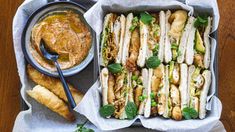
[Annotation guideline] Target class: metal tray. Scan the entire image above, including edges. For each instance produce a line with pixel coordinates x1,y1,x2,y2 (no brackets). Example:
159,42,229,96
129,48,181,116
20,0,218,127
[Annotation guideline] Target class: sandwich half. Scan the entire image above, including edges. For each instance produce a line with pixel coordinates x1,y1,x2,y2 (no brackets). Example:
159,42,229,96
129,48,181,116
188,65,211,119
185,16,212,68
101,13,126,66
164,10,188,62
101,67,135,119
137,12,164,67
126,16,140,71
168,61,182,120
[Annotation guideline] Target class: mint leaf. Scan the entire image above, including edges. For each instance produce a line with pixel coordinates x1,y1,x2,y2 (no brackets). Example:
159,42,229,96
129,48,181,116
182,107,198,120
125,102,137,119
107,63,122,74
75,120,94,132
140,12,153,25
99,104,115,118
76,126,94,132
146,56,161,68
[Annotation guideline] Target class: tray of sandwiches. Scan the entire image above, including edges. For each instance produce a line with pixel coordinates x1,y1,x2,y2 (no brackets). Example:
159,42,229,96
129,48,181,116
14,0,221,131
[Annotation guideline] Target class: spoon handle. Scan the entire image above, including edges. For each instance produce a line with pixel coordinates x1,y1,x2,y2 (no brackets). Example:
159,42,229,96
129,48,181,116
54,60,76,109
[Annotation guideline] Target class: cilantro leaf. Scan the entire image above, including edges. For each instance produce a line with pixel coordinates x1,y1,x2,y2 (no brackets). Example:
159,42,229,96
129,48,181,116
99,104,115,118
140,12,153,25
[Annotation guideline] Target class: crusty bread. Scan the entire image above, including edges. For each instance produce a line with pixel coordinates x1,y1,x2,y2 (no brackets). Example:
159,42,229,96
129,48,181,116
27,64,83,105
27,85,75,121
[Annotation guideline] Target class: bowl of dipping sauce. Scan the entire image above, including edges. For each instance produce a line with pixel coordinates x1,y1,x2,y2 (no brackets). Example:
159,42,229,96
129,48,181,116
22,1,95,77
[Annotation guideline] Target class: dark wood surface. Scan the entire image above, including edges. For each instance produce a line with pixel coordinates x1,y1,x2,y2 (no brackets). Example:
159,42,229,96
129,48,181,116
0,0,234,132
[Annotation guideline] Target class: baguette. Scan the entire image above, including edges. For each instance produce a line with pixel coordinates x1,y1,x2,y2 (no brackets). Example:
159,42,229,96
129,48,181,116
27,64,83,105
27,85,75,121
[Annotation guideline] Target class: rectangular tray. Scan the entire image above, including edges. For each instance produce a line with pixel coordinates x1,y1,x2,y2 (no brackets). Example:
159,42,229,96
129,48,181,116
20,0,218,127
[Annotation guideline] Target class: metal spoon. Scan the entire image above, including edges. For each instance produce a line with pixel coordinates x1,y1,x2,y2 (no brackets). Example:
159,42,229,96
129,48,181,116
40,39,76,109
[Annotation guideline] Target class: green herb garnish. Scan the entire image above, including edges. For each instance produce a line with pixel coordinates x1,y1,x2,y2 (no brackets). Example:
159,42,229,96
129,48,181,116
150,92,155,99
129,16,139,32
171,43,178,50
153,44,159,56
182,107,198,120
99,104,115,118
136,78,143,85
151,101,157,107
131,75,138,81
140,12,153,25
194,16,208,28
143,94,147,99
146,56,161,69
138,96,144,101
125,102,138,119
107,63,122,74
153,24,160,37
75,120,94,132
138,94,147,102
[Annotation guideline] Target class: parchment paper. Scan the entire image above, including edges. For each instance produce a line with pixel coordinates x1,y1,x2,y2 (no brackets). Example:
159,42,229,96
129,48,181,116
75,0,222,131
12,0,224,132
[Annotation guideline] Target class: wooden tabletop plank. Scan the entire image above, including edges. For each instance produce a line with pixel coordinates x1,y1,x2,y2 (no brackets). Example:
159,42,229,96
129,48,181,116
0,0,22,131
218,0,235,132
0,0,234,131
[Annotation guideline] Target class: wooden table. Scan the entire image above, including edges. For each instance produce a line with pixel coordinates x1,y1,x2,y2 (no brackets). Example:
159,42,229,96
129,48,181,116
0,0,234,131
